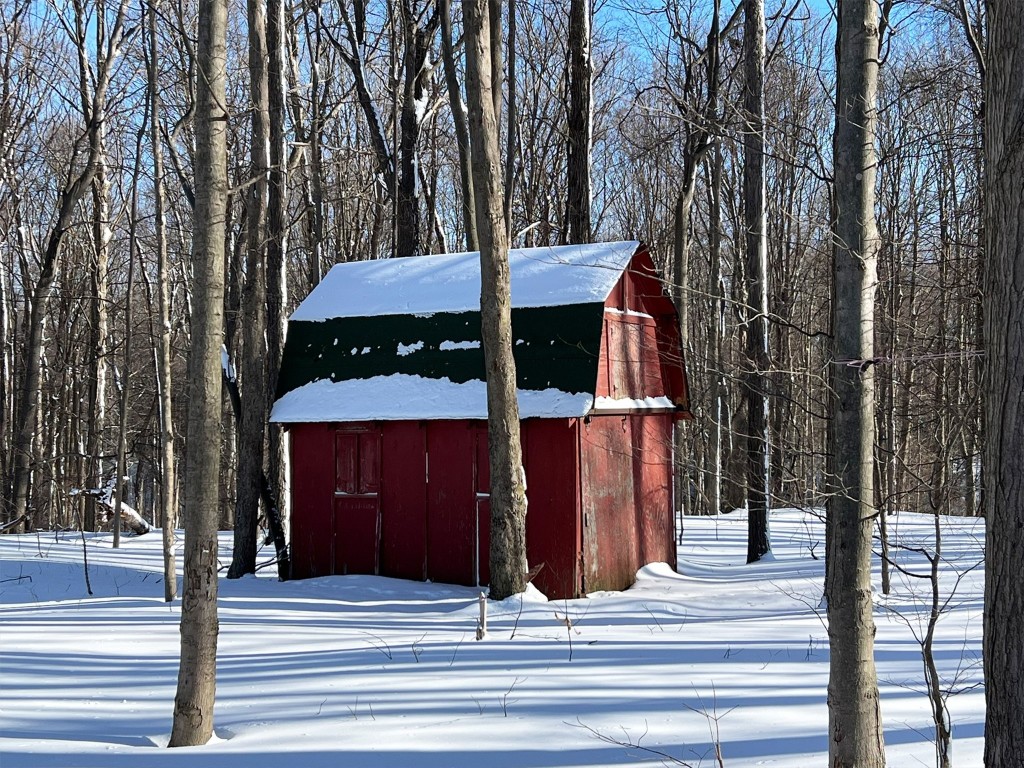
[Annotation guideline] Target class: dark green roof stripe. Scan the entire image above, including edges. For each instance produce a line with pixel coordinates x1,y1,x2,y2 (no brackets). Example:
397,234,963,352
276,303,605,402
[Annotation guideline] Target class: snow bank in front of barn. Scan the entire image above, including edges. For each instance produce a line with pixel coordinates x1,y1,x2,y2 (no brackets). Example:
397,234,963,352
270,374,595,422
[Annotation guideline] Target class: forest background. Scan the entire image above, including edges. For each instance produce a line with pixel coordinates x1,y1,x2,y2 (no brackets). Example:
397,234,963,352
0,0,985,546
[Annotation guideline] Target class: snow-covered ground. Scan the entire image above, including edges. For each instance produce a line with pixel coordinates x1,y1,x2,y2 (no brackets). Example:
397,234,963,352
0,510,984,767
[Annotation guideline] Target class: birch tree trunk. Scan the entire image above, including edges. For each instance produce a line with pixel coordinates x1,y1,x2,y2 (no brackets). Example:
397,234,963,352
169,0,227,741
84,146,110,533
462,0,529,601
743,0,770,562
78,0,112,533
147,0,177,600
825,0,885,764
708,139,724,516
114,124,145,549
983,0,1024,762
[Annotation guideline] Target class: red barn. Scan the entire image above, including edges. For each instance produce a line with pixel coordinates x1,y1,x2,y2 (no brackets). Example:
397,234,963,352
271,241,690,599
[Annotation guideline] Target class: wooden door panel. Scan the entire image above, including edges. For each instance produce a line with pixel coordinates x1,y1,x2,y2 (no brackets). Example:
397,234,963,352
359,431,381,493
335,433,358,494
333,496,379,574
333,428,381,575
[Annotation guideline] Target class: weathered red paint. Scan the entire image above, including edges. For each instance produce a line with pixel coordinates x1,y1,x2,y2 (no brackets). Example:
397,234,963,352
579,413,676,593
523,419,581,598
426,421,476,587
333,429,381,574
379,421,427,581
289,423,335,579
286,245,688,598
473,426,491,586
596,246,690,411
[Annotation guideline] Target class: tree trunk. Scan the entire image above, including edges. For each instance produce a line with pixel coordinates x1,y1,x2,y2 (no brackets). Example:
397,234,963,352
706,0,723,517
439,0,477,250
708,139,724,516
825,0,885,765
147,0,177,601
114,123,145,549
84,143,111,533
983,1,1024,763
228,0,270,580
462,0,529,601
0,239,10,509
168,0,227,741
565,0,592,245
266,0,290,578
503,0,516,237
743,0,769,563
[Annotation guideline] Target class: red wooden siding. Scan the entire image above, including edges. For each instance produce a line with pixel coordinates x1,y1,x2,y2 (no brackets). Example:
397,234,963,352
580,413,676,593
425,422,478,587
380,422,427,580
289,423,337,579
290,413,673,597
523,419,581,598
333,429,381,574
633,414,676,566
581,415,637,592
595,247,689,410
474,428,491,586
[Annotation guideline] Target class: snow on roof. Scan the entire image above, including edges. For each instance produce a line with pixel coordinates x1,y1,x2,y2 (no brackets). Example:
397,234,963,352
269,375,596,422
291,241,640,321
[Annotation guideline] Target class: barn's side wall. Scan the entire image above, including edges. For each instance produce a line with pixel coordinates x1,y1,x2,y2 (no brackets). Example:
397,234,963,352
380,422,427,581
289,422,337,579
523,419,581,598
287,418,583,599
580,413,676,593
598,248,689,408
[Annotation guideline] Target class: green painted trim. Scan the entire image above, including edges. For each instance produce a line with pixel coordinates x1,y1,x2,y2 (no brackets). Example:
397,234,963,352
276,303,605,400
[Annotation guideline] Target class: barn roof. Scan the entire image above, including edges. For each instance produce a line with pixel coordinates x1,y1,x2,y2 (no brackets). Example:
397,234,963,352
291,241,640,320
270,241,671,423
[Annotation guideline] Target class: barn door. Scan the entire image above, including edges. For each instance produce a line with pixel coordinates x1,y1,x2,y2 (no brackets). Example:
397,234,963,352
333,429,381,575
474,428,491,587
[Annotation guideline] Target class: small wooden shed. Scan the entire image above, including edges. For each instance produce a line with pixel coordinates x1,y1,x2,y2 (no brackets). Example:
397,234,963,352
271,241,690,599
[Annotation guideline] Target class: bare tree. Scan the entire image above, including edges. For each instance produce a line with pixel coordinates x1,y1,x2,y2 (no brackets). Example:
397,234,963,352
168,0,227,742
228,0,271,579
825,0,885,765
81,0,112,534
264,0,290,579
983,0,1024,763
6,0,130,529
146,0,177,600
742,0,769,563
328,0,439,258
439,0,477,249
462,0,529,601
566,0,592,244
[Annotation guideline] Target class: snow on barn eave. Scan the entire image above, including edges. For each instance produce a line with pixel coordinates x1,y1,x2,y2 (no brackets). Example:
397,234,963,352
268,376,681,424
269,375,596,422
290,241,641,321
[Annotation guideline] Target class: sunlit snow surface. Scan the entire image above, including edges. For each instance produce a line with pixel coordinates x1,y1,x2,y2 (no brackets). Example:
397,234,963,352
290,241,640,320
270,374,596,422
0,510,984,767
